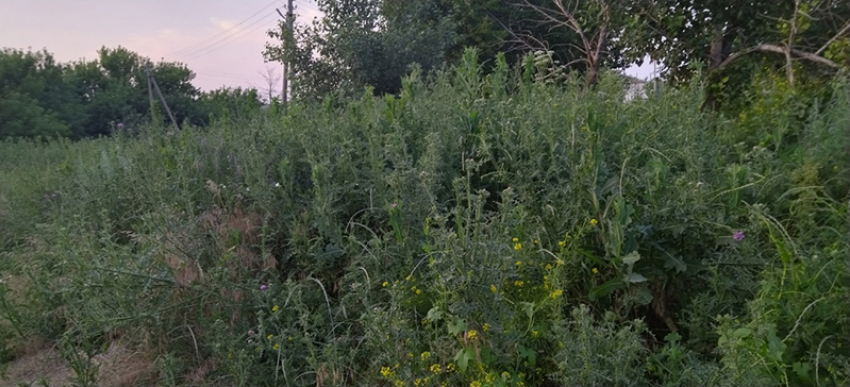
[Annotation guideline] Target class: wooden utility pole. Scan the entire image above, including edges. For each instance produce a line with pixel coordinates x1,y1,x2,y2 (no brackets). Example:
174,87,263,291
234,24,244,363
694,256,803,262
276,0,294,106
146,64,180,131
146,65,156,116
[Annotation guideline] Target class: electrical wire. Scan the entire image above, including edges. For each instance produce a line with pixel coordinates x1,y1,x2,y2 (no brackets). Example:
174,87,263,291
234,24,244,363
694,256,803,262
165,0,282,58
180,15,278,61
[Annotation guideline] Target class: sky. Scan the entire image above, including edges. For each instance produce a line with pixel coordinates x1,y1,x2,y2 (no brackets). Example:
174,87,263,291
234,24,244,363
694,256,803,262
0,0,656,93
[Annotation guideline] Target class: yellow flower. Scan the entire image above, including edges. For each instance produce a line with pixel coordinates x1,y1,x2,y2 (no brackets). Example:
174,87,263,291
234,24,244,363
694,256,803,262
381,366,393,377
592,268,599,274
406,275,413,281
512,237,519,243
415,378,422,386
273,343,280,350
467,330,478,340
533,239,539,244
430,364,442,374
382,281,389,287
470,381,482,387
516,260,522,267
272,305,279,312
490,284,497,293
550,289,563,299
267,334,274,340
532,330,539,337
395,380,405,387
514,243,522,251
228,352,233,359
514,280,524,287
517,382,525,387
416,289,422,295
288,336,293,341
545,263,553,270
447,363,456,373
486,373,496,383
501,371,510,380
558,240,566,248
483,323,490,332
407,352,414,359
590,218,598,226
421,351,431,361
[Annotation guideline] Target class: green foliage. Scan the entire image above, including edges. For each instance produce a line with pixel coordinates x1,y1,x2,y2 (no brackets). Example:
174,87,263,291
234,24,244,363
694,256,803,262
0,47,263,140
553,306,647,387
0,51,847,386
265,0,456,98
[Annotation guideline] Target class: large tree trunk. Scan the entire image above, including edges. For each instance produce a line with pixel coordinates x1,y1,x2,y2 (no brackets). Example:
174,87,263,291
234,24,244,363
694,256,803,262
703,25,737,110
709,25,736,69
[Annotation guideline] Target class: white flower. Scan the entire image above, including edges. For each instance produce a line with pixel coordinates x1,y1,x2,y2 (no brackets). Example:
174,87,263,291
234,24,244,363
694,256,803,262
274,182,280,188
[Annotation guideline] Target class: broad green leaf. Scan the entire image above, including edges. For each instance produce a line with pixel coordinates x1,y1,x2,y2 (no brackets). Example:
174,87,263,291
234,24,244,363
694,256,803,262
518,346,537,368
663,255,687,273
520,302,535,319
634,286,653,305
622,251,640,266
454,348,473,372
589,278,624,300
625,272,647,283
731,327,752,338
426,307,443,323
448,318,467,336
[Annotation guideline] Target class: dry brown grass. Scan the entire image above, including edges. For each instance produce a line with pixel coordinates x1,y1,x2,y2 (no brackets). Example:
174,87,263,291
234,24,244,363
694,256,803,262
0,340,71,387
0,338,156,387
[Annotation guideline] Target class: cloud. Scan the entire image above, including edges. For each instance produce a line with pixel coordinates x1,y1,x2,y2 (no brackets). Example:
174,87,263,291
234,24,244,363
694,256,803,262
210,17,237,32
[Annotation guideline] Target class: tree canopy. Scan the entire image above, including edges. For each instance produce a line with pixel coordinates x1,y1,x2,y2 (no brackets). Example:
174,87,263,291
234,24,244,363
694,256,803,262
0,47,262,140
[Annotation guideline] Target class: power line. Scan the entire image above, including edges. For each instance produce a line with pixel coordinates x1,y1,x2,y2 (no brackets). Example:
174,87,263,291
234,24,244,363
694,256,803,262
165,0,282,58
180,15,278,61
176,13,277,60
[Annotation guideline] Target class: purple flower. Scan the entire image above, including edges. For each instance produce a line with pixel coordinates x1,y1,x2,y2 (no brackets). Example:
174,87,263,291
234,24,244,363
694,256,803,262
733,231,745,241
248,330,254,336
117,122,124,129
391,203,397,208
259,284,267,291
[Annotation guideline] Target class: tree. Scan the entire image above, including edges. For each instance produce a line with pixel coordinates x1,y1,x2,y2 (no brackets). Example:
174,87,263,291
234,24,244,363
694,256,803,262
621,0,850,82
264,0,456,98
258,67,281,103
197,87,262,122
1,46,213,139
0,49,78,139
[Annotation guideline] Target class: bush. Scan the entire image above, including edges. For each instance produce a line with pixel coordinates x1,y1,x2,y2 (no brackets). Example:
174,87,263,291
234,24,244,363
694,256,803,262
0,50,847,386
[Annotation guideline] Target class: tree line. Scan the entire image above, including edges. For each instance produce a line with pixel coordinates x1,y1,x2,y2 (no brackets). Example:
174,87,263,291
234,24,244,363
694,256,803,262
3,0,849,140
264,0,850,109
0,47,261,140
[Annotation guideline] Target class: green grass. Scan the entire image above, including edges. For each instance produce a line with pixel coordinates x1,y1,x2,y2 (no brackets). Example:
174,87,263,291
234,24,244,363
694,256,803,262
1,51,848,387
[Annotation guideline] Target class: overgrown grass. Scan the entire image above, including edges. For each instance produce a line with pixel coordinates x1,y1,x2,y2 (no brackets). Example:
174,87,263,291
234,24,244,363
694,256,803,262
1,50,848,387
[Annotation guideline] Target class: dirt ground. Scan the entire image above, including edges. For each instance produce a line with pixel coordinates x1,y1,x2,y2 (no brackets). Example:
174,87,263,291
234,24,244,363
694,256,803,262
1,339,153,387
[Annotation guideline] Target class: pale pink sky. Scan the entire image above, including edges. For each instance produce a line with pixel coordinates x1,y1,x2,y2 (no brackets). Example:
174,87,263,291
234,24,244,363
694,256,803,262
0,1,653,93
0,0,322,93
